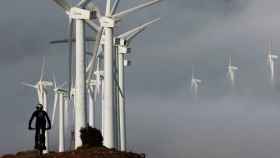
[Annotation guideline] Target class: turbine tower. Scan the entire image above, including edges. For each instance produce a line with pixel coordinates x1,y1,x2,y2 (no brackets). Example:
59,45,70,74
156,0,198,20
51,76,67,152
114,18,160,151
191,68,202,99
227,56,238,87
22,58,53,153
87,46,104,128
267,40,279,84
50,0,98,148
86,0,161,148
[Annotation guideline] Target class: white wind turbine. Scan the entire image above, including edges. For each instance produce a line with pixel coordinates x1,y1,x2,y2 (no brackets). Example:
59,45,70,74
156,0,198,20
22,58,53,153
50,0,99,148
50,38,98,129
267,40,279,84
191,68,202,99
227,56,238,87
85,0,161,148
51,75,67,152
87,50,104,128
114,18,160,151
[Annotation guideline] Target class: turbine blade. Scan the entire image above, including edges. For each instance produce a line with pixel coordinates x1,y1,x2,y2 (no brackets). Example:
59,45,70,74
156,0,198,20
112,0,161,19
68,18,74,98
94,64,101,100
85,20,101,33
58,81,67,89
117,18,160,41
111,0,120,15
40,57,46,81
77,0,92,8
50,37,95,44
52,73,57,89
267,40,272,63
86,27,104,81
52,93,59,125
269,40,272,53
106,0,112,16
271,49,280,52
21,82,37,89
52,0,71,11
191,65,194,80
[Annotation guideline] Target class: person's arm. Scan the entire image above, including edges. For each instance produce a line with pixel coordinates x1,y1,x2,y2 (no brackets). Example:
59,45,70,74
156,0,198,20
44,111,51,129
28,111,36,129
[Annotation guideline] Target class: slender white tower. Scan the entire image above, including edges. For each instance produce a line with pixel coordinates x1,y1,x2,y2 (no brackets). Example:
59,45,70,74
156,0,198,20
49,0,98,148
52,77,67,152
267,40,278,84
22,58,53,153
113,18,159,151
191,68,202,99
227,56,238,87
103,0,115,148
74,18,87,148
59,91,65,152
87,82,95,127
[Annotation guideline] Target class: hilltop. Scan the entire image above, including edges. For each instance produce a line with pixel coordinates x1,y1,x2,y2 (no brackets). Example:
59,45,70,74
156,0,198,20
1,147,145,158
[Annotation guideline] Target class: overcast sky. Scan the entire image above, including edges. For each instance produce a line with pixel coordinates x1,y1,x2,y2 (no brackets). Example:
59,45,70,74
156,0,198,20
3,0,280,157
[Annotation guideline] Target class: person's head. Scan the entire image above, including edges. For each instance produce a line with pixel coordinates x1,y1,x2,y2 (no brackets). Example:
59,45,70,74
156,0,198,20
36,104,43,110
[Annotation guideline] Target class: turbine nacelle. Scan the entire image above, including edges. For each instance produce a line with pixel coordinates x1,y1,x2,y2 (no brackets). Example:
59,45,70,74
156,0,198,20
115,38,131,54
100,17,115,28
69,7,91,20
191,78,202,86
115,38,128,47
228,65,238,71
269,54,278,60
39,81,53,87
194,79,202,84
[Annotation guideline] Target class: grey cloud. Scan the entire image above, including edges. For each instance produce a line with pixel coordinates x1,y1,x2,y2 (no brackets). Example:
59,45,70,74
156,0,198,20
2,1,280,158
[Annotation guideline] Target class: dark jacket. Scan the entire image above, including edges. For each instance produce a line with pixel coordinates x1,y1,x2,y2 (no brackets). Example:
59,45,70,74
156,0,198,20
29,110,51,129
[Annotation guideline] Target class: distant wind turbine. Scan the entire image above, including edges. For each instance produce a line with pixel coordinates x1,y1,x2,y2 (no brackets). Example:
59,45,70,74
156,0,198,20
21,57,53,153
227,56,238,87
267,40,279,83
51,75,67,152
191,68,202,98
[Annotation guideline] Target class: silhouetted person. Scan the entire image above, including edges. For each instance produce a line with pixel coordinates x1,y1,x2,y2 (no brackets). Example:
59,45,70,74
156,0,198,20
28,104,51,150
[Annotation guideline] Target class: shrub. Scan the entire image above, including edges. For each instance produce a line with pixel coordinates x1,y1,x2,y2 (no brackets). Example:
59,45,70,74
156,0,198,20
80,125,103,147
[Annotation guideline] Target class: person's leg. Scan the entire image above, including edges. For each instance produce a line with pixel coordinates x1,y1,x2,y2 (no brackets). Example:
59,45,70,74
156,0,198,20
35,129,39,149
42,128,46,150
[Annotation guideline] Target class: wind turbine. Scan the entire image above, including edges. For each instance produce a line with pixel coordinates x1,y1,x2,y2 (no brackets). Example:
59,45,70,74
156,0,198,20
87,49,104,128
49,0,98,148
22,57,53,153
267,40,279,84
86,0,161,148
227,56,238,87
51,75,67,152
191,68,202,99
87,81,95,128
114,18,160,151
49,38,98,129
